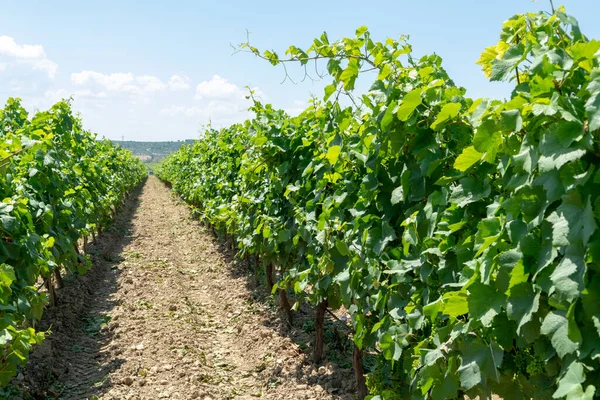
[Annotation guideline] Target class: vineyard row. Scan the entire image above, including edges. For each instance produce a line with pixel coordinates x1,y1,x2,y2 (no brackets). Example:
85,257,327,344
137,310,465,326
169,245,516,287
0,99,147,385
158,7,600,400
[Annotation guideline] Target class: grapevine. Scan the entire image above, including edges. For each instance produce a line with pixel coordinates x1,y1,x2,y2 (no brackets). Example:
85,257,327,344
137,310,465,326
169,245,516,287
159,6,599,399
0,98,147,385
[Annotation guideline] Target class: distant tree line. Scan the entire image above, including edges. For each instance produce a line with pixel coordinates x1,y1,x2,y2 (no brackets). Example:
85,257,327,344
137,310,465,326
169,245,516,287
112,139,196,162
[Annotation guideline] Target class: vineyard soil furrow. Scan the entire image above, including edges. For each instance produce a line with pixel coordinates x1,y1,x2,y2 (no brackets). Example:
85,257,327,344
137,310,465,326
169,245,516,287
19,176,354,400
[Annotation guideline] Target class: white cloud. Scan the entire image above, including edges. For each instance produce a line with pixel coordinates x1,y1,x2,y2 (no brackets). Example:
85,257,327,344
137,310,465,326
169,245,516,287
71,71,192,96
27,58,58,77
195,75,249,100
72,71,135,92
71,71,174,95
159,105,186,117
285,100,309,116
0,36,45,58
168,74,191,91
0,36,58,78
135,75,167,92
72,71,116,86
7,78,39,93
0,63,6,72
45,88,108,103
160,75,265,128
159,100,252,124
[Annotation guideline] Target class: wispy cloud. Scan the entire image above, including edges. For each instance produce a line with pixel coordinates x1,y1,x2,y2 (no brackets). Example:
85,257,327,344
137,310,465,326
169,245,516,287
45,88,108,102
284,100,309,116
195,75,255,100
72,71,163,94
160,75,261,127
168,74,191,91
0,36,58,78
70,71,194,99
159,100,251,121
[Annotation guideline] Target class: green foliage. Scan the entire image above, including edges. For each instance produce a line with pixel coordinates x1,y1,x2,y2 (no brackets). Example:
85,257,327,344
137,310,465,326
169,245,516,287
159,6,599,399
0,98,146,385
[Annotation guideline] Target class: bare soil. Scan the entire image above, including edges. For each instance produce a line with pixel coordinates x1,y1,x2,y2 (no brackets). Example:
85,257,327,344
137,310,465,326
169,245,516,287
17,176,357,400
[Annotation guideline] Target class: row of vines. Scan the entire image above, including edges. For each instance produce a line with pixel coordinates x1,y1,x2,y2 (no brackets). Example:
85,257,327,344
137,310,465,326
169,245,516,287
158,7,599,399
0,98,147,385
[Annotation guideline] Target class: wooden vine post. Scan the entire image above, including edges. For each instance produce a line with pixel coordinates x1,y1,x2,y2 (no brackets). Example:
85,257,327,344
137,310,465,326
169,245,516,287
45,276,57,307
278,287,293,325
254,254,260,286
353,344,367,399
266,263,275,290
53,268,64,289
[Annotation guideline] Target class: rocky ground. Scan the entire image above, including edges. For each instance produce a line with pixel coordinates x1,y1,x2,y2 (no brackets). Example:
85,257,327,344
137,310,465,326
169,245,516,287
16,176,357,400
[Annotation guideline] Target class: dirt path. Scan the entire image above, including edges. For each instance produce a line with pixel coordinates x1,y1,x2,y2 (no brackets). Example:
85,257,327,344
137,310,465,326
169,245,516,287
19,176,355,400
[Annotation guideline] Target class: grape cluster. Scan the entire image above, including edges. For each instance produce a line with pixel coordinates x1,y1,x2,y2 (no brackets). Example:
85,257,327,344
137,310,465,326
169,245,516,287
365,370,385,395
512,348,545,377
526,356,545,376
513,348,530,374
412,357,422,370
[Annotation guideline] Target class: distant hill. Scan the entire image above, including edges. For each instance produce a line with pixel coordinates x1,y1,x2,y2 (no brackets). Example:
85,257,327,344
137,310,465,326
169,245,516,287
112,140,196,163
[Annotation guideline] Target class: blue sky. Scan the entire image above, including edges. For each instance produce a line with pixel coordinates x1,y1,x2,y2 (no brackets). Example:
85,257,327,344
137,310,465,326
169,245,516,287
1,1,598,141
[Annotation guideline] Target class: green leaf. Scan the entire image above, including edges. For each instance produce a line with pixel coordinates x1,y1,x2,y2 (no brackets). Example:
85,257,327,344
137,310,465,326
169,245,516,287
450,177,490,207
442,291,468,318
474,217,501,257
454,146,483,171
367,221,396,255
553,361,595,399
490,44,525,82
378,63,392,81
538,130,586,172
507,261,528,290
497,249,522,269
431,103,462,130
570,40,600,62
277,229,291,243
335,240,349,256
541,311,579,358
355,25,368,36
340,58,359,90
500,109,523,132
262,226,271,239
0,215,18,233
326,145,342,165
423,297,443,322
457,339,503,390
379,332,402,361
507,283,540,334
324,84,337,101
581,275,600,322
473,120,503,162
396,89,422,121
550,246,585,303
430,373,459,400
380,101,397,131
468,282,506,327
0,264,16,287
550,194,597,247
390,186,404,205
585,70,600,131
555,122,585,147
566,302,583,344
0,362,16,386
